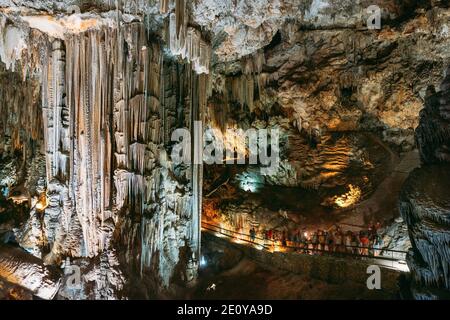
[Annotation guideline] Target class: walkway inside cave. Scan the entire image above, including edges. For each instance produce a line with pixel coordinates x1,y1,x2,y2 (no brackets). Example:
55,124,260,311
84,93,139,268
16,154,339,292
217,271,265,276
203,132,419,249
201,222,409,272
193,232,409,300
339,149,420,231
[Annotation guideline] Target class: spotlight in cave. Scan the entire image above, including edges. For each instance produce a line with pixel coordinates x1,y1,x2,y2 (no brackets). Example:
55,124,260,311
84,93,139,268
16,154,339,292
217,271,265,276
237,171,264,193
0,0,449,304
34,193,48,212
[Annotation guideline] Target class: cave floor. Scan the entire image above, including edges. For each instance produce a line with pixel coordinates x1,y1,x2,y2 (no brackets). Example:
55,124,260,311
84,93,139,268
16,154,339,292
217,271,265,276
189,231,407,300
191,258,399,300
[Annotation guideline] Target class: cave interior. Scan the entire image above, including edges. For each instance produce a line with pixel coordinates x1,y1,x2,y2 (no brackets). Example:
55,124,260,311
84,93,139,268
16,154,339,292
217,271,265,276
0,0,449,300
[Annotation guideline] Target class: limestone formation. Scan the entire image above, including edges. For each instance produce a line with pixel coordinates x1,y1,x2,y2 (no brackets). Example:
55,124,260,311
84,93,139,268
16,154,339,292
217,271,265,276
400,68,450,299
0,2,209,298
0,0,449,301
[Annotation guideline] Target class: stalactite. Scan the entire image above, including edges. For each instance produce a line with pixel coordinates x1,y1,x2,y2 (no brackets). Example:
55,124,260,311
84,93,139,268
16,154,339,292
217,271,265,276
168,2,211,75
229,75,255,112
0,65,42,155
241,50,265,76
160,0,170,14
1,8,205,295
175,0,185,38
208,50,265,131
198,73,210,116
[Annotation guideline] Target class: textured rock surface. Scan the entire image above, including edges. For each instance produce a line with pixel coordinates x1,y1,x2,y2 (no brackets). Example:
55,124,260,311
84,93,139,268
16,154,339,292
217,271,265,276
209,6,450,151
0,245,61,299
400,165,450,299
400,68,450,299
0,3,207,299
1,0,450,300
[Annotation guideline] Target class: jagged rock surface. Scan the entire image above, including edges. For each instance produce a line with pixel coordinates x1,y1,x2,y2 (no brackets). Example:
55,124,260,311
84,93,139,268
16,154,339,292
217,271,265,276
0,245,61,299
0,5,207,298
400,68,450,300
1,0,450,300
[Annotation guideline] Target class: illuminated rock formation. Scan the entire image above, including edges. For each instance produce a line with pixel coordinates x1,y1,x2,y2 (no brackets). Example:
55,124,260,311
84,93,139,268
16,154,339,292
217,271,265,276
0,245,60,300
0,2,209,298
1,0,450,301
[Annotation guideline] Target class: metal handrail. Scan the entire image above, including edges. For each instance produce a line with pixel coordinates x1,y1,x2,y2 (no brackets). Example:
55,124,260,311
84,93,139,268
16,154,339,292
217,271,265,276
201,221,408,262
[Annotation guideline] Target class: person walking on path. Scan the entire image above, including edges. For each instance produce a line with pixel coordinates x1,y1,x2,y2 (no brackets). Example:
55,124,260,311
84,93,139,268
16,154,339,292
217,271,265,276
250,227,256,242
335,230,343,253
318,230,326,252
312,231,319,253
345,231,352,253
282,230,287,247
351,232,358,254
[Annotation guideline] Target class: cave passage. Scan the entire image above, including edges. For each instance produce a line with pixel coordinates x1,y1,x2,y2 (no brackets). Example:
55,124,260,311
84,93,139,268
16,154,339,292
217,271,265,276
0,0,449,301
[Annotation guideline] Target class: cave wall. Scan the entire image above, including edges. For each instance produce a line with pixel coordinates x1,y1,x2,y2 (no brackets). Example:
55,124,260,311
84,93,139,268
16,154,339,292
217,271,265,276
1,0,450,300
0,2,209,297
208,5,450,149
195,2,450,213
0,62,44,200
399,68,450,299
199,2,450,239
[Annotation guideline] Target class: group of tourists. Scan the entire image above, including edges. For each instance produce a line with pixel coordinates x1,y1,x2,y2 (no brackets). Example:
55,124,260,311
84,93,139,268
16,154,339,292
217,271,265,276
249,222,384,257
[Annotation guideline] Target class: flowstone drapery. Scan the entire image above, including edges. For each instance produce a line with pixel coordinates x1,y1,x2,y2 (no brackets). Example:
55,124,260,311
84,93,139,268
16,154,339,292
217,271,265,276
0,6,209,297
